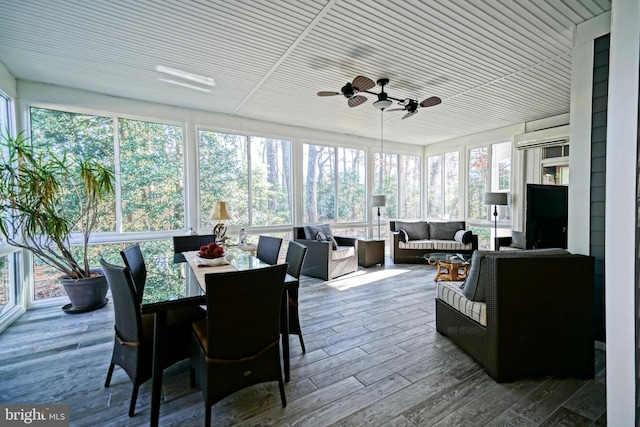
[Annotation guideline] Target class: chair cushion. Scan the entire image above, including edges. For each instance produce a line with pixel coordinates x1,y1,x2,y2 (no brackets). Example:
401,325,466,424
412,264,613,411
429,221,465,240
331,246,355,260
438,281,487,326
462,248,571,302
192,318,208,353
395,221,429,240
305,224,338,249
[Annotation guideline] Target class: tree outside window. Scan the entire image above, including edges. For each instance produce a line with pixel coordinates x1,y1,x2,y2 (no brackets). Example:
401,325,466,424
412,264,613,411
303,144,365,224
199,131,292,228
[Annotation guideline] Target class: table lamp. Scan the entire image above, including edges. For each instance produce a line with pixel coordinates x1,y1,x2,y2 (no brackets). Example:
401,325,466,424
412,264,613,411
210,201,230,242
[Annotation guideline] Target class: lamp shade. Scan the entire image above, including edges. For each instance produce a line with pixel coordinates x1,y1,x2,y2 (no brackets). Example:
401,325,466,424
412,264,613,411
370,195,387,208
210,201,231,220
484,192,508,206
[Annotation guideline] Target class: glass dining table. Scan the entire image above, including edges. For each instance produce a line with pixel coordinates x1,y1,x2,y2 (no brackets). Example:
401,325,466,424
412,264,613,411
140,248,294,427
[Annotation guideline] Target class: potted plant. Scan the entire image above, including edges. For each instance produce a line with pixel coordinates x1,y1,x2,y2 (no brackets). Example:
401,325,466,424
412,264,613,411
0,130,115,313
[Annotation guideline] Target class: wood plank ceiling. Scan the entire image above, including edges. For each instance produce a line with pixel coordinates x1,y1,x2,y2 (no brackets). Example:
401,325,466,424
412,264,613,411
0,0,611,145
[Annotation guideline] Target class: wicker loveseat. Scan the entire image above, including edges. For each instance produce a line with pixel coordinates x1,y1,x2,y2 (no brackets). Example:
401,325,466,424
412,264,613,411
435,249,595,382
390,220,478,263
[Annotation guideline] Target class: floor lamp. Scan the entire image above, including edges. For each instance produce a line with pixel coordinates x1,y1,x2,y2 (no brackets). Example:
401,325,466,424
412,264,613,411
371,195,387,239
484,192,508,247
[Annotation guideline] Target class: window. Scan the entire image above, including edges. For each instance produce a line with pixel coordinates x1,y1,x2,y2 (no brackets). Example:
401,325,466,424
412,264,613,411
427,151,459,219
0,93,20,321
303,144,365,223
374,152,421,219
199,131,292,228
468,146,488,220
467,142,512,249
29,107,186,300
119,119,184,231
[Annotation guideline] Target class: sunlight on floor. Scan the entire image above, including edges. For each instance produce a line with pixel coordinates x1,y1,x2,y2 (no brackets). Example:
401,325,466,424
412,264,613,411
327,268,412,291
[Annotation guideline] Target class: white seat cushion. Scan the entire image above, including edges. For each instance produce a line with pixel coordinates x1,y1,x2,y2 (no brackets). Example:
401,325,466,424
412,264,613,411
437,281,486,326
332,245,355,260
399,239,434,250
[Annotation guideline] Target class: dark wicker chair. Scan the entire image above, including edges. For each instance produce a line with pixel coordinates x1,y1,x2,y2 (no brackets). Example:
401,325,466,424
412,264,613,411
120,244,146,304
256,235,283,265
436,254,595,382
292,227,358,280
172,234,217,263
101,259,201,417
190,264,288,427
284,241,308,352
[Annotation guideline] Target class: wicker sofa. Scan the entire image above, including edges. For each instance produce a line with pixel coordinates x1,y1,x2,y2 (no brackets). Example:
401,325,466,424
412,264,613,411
435,250,595,382
390,220,478,263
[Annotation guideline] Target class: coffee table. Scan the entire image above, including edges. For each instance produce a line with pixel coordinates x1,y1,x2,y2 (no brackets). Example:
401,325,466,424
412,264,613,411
423,252,470,282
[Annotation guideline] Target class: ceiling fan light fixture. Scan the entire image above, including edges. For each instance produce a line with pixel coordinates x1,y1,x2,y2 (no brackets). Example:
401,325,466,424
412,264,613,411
373,99,392,110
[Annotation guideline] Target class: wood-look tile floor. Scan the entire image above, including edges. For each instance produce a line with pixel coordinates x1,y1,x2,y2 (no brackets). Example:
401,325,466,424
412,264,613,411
0,261,606,426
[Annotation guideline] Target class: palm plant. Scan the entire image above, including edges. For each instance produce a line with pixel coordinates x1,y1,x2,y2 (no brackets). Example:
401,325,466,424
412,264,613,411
0,130,115,279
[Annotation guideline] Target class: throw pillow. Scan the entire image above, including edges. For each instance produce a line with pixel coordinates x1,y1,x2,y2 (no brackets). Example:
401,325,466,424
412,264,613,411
454,229,473,244
429,221,465,240
395,221,429,240
512,230,526,249
315,232,327,241
398,229,409,243
328,235,338,250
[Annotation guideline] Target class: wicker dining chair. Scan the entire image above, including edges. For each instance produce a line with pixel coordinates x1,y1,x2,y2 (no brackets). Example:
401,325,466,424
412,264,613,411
190,264,288,427
172,234,217,263
101,258,184,418
284,241,308,352
256,235,283,265
120,244,147,304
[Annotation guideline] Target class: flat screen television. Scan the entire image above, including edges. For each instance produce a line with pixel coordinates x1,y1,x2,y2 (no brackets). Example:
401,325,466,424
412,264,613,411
525,184,568,249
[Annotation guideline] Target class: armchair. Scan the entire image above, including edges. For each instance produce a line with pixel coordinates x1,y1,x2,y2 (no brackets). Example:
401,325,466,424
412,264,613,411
293,226,358,281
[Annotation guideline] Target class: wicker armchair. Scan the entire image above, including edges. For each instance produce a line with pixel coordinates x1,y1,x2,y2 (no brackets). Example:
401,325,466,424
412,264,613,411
436,254,595,382
293,226,358,280
190,264,288,427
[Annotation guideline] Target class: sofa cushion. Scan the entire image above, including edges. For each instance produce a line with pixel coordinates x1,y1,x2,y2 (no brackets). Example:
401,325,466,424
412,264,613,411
430,221,465,240
438,281,487,326
462,248,571,302
454,229,473,244
395,221,430,240
398,239,434,250
430,240,473,251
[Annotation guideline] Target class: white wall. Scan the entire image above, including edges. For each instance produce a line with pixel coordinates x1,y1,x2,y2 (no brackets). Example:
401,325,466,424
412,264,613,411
605,0,639,424
0,62,16,99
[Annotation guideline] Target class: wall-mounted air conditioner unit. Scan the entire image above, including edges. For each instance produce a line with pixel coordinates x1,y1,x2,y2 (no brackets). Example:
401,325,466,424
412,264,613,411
514,125,570,150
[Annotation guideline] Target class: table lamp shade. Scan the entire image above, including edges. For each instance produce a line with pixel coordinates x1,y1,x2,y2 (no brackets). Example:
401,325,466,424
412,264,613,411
484,192,508,206
371,195,387,208
210,201,231,221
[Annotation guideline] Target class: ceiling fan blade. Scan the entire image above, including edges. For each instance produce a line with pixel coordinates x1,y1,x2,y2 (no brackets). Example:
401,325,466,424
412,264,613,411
420,96,442,107
348,95,367,107
317,91,341,96
386,107,406,112
402,110,418,120
352,76,375,91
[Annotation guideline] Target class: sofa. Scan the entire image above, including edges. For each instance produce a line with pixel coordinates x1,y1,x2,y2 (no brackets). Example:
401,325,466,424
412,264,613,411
389,220,478,264
435,249,595,382
495,230,526,251
293,225,358,281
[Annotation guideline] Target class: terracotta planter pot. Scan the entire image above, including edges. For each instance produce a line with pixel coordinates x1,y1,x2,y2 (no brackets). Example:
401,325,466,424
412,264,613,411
59,268,109,314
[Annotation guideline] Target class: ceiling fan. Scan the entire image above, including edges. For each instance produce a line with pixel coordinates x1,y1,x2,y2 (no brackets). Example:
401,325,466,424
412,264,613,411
317,76,441,119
